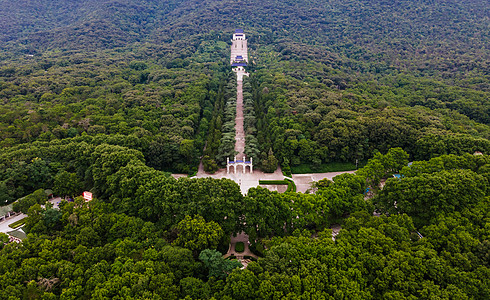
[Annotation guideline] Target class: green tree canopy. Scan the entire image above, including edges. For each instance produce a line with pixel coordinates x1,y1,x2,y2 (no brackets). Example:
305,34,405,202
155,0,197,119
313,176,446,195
173,215,224,255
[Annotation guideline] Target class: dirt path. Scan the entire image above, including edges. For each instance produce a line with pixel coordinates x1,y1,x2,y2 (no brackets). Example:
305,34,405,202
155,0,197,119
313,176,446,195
235,79,245,157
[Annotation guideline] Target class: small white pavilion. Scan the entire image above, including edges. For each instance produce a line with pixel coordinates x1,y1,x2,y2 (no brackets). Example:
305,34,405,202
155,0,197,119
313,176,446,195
227,156,253,174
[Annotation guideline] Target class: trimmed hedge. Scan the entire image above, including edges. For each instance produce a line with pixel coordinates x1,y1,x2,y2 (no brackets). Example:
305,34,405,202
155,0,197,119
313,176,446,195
259,179,296,193
259,180,288,185
8,218,26,229
235,242,245,253
285,178,297,193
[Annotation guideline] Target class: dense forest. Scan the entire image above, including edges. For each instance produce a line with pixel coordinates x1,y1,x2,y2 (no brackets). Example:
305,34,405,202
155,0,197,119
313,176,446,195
1,149,489,298
0,0,489,298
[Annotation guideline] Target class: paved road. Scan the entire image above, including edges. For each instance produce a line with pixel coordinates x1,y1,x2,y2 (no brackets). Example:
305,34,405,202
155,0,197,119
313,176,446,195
0,213,26,234
0,197,64,234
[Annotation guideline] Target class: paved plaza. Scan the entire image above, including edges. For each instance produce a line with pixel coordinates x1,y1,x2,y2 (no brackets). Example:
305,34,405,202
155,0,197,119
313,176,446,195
292,171,357,193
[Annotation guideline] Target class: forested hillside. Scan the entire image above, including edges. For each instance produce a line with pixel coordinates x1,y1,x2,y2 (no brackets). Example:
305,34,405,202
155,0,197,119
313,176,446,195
2,0,488,81
0,0,489,298
1,0,488,171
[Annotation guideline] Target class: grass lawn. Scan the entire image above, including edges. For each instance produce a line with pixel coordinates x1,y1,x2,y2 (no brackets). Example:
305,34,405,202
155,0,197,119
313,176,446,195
291,161,363,174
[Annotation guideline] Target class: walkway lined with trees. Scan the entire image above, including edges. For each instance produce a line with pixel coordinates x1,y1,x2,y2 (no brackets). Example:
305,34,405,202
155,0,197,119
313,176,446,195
228,31,251,173
235,78,245,158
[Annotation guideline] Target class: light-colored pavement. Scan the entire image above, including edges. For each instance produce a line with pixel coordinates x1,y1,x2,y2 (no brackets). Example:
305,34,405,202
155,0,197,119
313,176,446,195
193,167,356,195
292,170,356,193
48,197,62,209
330,224,342,241
195,167,284,195
0,197,63,234
258,183,287,193
224,231,258,268
224,231,258,258
0,213,26,234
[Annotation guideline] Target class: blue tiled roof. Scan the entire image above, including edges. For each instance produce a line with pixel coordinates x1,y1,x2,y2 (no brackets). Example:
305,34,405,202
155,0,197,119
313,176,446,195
245,161,251,164
236,160,244,163
236,55,243,60
232,63,247,67
235,29,244,33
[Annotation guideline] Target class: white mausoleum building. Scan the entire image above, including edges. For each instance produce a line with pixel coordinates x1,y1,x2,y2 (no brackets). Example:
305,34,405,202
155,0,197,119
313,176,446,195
231,29,248,66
